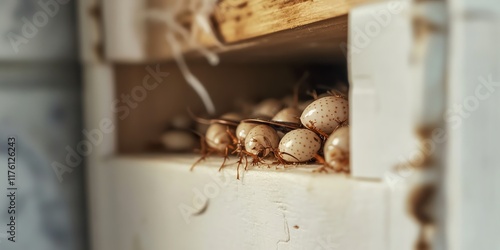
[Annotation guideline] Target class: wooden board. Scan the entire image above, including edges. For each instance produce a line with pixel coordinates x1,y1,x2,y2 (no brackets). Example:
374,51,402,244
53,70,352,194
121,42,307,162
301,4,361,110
446,1,500,249
147,3,351,62
214,0,368,43
103,0,369,62
105,154,390,250
215,15,348,63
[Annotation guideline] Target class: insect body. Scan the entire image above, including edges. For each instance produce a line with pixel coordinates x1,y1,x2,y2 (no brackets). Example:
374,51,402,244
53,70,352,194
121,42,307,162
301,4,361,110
226,124,281,179
278,129,322,163
205,123,233,152
230,122,259,179
323,126,350,172
188,84,350,177
244,125,280,158
272,107,301,124
314,126,350,173
252,98,283,118
190,113,238,171
300,95,348,136
236,122,258,141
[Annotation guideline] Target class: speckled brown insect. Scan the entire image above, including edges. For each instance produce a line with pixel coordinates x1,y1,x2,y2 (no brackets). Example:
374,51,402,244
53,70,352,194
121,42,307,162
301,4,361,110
278,129,322,163
300,94,349,136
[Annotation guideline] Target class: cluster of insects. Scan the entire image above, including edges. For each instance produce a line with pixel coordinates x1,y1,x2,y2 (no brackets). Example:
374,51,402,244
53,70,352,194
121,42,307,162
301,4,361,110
189,85,351,179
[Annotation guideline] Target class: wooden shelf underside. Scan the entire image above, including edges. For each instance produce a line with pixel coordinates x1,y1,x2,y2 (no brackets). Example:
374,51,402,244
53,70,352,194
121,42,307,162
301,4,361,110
214,0,366,43
145,0,369,62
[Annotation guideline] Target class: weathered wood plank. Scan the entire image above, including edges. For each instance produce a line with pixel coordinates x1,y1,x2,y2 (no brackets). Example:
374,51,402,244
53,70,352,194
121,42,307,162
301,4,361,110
214,0,368,43
104,0,365,62
107,155,389,250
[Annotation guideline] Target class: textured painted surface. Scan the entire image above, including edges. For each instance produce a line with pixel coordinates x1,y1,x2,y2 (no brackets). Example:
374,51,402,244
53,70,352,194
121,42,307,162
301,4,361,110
446,0,500,249
106,155,389,250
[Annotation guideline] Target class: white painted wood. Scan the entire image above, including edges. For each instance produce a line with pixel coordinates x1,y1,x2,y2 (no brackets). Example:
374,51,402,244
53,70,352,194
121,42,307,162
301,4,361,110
106,155,389,250
446,0,500,249
82,2,429,250
78,0,102,63
410,1,448,128
406,2,449,249
388,185,419,250
83,64,118,250
349,1,418,179
83,64,116,158
102,0,147,61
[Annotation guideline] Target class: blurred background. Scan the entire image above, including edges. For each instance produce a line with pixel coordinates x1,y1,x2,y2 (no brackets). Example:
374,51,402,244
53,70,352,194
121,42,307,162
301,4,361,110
0,0,499,250
0,1,85,250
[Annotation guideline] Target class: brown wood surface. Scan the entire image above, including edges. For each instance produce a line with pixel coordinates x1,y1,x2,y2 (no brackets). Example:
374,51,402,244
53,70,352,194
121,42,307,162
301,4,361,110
141,0,370,62
114,62,299,153
214,15,348,63
214,0,367,43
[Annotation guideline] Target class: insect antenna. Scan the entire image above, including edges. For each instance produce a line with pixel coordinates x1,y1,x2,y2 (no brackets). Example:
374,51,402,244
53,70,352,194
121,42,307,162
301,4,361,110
272,150,300,166
306,89,319,100
306,121,329,139
326,90,348,100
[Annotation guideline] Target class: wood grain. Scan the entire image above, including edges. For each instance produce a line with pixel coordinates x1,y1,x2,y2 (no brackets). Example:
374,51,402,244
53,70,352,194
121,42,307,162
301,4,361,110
149,14,349,63
106,0,369,62
144,0,365,62
215,15,348,63
214,0,367,43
